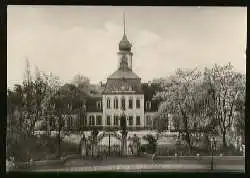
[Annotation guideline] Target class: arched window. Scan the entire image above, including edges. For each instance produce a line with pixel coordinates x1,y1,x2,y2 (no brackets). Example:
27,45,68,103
129,97,133,109
114,97,119,109
107,98,111,109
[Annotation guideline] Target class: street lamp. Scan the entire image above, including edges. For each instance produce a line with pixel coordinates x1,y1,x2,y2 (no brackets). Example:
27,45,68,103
210,136,216,171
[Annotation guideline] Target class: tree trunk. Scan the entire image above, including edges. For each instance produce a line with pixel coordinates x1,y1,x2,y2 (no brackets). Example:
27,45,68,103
186,131,192,154
57,116,62,157
58,130,61,157
222,130,227,148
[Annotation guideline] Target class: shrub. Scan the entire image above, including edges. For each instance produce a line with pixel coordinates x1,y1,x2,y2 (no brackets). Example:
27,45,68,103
6,134,79,162
143,134,157,154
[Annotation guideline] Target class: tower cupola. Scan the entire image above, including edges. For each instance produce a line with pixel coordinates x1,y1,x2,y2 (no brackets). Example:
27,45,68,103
118,12,132,52
119,34,132,51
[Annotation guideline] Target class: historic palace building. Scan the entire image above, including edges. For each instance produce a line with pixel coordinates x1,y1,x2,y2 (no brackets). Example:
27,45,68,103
84,17,167,131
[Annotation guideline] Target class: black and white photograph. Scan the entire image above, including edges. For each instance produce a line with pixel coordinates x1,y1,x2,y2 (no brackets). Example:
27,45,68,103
7,6,246,172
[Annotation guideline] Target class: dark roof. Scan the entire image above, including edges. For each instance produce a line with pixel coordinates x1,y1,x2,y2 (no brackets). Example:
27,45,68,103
79,84,105,98
104,56,143,94
108,70,140,79
103,78,143,94
119,34,132,51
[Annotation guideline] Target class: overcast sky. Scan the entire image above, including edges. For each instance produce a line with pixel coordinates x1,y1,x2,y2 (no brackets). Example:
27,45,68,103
7,6,247,88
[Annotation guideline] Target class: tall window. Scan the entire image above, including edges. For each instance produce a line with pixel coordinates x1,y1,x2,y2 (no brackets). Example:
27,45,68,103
136,99,140,109
136,116,140,126
89,115,95,126
129,116,133,126
97,101,102,110
114,97,119,109
107,98,110,109
129,98,133,109
146,101,151,110
96,116,102,125
121,97,126,110
146,115,152,126
106,116,111,126
114,116,119,126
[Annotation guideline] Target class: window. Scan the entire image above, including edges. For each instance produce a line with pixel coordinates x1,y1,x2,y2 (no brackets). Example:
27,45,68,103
136,116,140,126
96,116,102,125
107,98,110,109
106,116,111,126
146,115,152,126
129,116,133,126
121,97,126,110
114,97,119,109
146,101,151,110
114,116,119,126
136,99,140,109
129,98,133,109
68,116,73,130
89,115,95,126
97,101,102,110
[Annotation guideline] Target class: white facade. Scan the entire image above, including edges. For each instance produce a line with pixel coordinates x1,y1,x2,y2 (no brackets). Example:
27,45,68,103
102,94,144,127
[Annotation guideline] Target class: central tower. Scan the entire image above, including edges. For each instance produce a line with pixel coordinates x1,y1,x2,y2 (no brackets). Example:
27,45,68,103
102,13,145,129
117,12,133,71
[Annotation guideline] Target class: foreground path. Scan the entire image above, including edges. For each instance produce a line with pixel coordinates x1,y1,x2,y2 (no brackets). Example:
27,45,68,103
30,157,245,172
33,164,244,172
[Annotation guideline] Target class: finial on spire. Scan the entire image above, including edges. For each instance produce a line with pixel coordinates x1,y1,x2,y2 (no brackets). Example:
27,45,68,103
123,12,126,35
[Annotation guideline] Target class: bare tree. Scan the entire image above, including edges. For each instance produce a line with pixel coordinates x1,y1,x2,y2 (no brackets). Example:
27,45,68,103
205,63,245,147
155,68,202,153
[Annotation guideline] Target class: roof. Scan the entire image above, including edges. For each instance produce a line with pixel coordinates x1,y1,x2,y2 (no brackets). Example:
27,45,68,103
79,84,105,98
119,34,132,51
103,78,143,94
108,69,140,79
104,57,142,94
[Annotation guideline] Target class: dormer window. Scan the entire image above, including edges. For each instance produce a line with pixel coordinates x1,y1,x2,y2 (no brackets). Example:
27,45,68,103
146,101,151,110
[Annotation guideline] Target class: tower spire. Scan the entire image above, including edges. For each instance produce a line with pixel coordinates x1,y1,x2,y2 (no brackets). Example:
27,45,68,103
123,12,126,36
